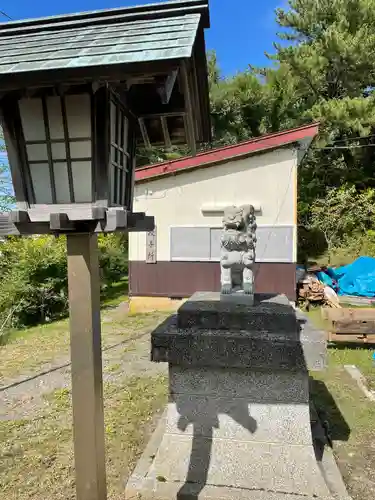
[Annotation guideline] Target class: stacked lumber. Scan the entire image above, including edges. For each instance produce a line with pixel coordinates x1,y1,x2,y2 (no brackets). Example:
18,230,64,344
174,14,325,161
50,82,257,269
298,273,341,308
298,275,325,303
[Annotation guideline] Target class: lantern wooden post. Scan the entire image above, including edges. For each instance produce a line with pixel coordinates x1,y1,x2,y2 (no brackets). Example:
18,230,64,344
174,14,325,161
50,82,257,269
67,232,107,500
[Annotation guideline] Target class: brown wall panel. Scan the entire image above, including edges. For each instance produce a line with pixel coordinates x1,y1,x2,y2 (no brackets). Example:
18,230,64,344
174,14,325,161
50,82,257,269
129,261,296,301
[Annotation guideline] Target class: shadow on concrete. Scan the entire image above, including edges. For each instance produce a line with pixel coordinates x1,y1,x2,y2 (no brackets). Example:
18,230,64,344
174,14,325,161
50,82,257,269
175,396,257,499
309,378,351,444
310,377,351,466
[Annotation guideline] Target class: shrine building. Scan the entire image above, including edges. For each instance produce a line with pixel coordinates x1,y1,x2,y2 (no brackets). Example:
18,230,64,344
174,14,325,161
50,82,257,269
130,124,318,312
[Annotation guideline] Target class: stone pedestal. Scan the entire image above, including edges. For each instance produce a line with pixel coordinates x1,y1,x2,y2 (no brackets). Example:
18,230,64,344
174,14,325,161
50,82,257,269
125,293,339,500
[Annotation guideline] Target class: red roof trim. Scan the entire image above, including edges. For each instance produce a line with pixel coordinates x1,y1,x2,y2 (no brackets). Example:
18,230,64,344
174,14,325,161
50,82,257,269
135,123,319,183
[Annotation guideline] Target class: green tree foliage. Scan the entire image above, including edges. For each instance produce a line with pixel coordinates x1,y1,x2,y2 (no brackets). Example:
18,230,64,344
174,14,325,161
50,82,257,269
272,0,375,213
136,145,189,168
210,67,265,144
274,0,375,135
0,234,128,328
308,185,375,261
210,2,375,178
208,54,309,145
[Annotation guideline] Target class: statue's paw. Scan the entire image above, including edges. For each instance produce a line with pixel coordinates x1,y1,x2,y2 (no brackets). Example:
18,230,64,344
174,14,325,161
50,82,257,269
221,284,232,294
243,283,253,295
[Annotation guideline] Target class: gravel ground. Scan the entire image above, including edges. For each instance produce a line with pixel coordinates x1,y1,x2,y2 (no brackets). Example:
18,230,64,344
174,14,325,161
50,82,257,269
0,306,168,421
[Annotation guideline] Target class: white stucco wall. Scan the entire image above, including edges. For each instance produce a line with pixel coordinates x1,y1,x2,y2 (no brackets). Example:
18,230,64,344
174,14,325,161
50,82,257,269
130,147,298,262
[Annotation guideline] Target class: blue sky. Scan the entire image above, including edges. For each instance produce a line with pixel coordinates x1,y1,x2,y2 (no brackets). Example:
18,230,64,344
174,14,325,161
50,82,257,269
0,0,286,76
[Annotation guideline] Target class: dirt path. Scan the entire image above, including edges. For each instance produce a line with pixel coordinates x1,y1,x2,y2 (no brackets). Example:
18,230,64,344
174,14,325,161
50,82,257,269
0,306,168,421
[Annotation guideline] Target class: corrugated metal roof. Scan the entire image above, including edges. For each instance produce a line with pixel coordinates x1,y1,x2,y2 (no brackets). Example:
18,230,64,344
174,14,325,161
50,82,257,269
135,124,320,182
0,1,208,75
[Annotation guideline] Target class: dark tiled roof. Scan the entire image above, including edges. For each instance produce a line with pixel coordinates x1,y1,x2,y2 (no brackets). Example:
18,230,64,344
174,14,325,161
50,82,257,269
0,1,209,75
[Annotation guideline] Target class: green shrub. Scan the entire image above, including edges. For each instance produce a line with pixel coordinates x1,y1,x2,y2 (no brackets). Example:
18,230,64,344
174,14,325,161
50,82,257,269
311,230,375,267
0,234,128,328
297,226,328,264
308,186,375,264
98,233,128,284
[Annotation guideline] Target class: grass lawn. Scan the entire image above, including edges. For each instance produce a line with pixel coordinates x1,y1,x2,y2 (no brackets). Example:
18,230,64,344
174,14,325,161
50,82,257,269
0,300,170,499
307,306,375,382
101,279,129,308
0,279,167,384
0,375,167,500
308,307,375,500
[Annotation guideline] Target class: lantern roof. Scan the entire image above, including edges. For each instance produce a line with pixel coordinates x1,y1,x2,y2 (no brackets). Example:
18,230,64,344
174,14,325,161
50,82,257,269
0,0,209,78
0,0,211,154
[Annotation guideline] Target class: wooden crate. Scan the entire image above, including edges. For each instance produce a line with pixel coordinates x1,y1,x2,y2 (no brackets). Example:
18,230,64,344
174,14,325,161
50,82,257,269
323,307,375,344
327,331,375,344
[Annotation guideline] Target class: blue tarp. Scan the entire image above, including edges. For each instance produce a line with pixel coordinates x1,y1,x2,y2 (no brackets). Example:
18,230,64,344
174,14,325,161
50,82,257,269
324,256,375,297
315,270,335,289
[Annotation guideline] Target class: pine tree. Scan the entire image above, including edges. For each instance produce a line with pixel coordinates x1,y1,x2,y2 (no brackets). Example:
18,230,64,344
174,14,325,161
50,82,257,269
271,0,375,212
273,0,375,137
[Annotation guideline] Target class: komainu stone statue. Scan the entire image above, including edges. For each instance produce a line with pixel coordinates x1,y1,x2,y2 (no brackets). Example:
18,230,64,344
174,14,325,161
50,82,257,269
220,205,256,295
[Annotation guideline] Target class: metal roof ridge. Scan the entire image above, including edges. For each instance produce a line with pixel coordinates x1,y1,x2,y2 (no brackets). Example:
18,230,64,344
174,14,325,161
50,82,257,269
0,0,209,32
134,123,320,183
136,123,320,173
0,9,205,38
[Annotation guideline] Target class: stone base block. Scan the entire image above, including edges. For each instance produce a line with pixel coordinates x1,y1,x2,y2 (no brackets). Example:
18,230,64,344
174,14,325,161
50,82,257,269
152,298,327,372
177,292,297,332
219,290,254,306
165,399,312,445
125,367,340,500
128,478,331,500
151,434,330,497
125,410,341,500
167,366,312,446
149,367,330,497
169,366,309,403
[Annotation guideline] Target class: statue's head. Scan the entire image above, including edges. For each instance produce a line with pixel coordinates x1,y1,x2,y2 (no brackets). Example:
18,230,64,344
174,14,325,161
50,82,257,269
223,205,255,230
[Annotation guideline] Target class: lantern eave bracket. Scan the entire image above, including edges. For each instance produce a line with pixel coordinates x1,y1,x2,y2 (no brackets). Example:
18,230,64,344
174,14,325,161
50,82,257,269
0,210,153,236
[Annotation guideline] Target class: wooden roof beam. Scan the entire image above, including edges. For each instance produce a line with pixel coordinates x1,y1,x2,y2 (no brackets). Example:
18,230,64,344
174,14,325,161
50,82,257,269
160,116,172,150
180,60,196,156
139,117,152,150
156,69,178,105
